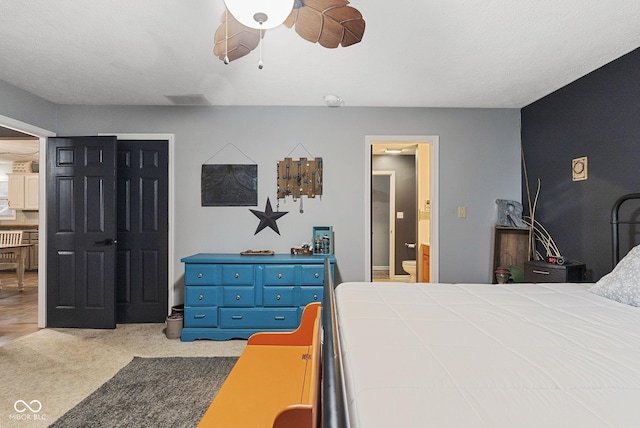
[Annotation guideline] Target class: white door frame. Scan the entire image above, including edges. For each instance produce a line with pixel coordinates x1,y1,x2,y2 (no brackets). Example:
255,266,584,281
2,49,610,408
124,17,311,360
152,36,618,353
365,135,439,282
372,170,396,280
0,114,55,328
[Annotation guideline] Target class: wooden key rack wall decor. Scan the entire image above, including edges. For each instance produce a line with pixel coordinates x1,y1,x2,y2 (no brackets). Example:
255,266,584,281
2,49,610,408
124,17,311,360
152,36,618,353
276,157,323,200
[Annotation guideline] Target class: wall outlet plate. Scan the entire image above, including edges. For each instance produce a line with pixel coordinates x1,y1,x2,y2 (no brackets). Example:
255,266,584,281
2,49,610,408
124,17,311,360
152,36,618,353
572,157,588,181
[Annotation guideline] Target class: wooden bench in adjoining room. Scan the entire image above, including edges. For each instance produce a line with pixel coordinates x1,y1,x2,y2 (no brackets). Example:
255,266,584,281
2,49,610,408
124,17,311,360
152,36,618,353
198,301,322,428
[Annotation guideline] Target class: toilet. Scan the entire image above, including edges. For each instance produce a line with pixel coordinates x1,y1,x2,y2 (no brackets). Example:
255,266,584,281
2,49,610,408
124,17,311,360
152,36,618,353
401,260,417,282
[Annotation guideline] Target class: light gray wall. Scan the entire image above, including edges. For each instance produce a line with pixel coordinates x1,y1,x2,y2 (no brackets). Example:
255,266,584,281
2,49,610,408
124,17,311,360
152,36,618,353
0,83,521,287
54,105,521,286
0,80,57,132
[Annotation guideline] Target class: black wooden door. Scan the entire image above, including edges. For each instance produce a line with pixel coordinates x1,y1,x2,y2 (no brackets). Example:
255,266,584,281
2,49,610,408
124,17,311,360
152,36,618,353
116,140,169,323
47,136,117,328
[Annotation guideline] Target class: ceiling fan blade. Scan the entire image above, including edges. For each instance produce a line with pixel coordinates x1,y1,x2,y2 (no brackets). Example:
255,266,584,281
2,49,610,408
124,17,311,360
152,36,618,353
325,5,365,47
287,0,365,48
213,11,263,63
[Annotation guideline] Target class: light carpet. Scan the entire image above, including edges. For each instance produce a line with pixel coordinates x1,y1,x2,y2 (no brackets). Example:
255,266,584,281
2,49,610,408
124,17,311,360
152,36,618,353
0,324,245,428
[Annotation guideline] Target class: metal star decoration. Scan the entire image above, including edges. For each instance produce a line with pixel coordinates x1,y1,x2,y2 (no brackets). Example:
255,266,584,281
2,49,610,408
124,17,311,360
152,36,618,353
250,198,288,235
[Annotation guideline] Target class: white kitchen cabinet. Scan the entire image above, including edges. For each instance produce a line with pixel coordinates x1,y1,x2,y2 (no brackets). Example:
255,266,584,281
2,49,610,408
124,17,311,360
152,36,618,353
8,173,39,210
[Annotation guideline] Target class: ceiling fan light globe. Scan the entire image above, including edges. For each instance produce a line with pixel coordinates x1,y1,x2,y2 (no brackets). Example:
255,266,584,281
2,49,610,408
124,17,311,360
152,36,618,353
224,0,294,29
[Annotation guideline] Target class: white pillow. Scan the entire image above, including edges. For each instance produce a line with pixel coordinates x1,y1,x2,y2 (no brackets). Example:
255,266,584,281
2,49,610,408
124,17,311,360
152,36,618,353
589,245,640,306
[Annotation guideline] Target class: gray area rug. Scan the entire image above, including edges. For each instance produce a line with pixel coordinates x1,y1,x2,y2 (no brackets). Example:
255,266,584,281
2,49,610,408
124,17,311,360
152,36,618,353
48,357,237,428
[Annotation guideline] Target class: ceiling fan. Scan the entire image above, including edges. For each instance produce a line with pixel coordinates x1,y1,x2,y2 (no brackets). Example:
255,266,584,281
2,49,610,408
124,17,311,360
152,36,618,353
213,0,366,66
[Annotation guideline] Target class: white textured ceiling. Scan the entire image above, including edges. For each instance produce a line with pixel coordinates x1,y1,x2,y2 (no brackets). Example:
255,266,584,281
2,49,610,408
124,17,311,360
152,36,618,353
0,1,638,108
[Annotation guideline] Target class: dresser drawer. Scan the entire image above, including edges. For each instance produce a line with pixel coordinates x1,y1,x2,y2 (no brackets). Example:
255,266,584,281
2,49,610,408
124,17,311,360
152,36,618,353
222,286,255,306
263,287,295,306
185,286,221,306
262,265,296,285
221,265,254,285
297,286,323,306
524,261,586,283
219,308,298,329
184,307,218,327
185,264,219,285
301,265,324,285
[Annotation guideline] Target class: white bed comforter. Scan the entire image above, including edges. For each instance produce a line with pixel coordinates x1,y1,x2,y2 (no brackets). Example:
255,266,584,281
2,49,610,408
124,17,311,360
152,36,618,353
336,282,640,428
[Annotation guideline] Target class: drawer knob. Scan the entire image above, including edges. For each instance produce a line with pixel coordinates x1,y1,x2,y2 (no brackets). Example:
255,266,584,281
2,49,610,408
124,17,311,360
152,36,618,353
313,294,318,300
278,273,282,279
194,314,206,319
236,294,241,300
231,315,243,320
197,272,203,278
274,316,285,321
314,273,320,278
234,273,240,278
198,294,204,300
276,294,281,300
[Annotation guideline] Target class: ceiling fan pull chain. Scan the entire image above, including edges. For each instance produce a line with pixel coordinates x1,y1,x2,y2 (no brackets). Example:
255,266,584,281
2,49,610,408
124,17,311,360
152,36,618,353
258,28,264,69
224,9,230,65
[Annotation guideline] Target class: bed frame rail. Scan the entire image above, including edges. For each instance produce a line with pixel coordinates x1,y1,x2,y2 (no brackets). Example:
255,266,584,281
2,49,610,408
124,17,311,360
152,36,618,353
322,258,348,428
611,193,640,266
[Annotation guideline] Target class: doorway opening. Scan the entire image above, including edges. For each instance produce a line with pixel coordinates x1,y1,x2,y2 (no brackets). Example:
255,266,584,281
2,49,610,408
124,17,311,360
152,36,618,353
372,171,395,281
0,115,54,335
365,135,439,283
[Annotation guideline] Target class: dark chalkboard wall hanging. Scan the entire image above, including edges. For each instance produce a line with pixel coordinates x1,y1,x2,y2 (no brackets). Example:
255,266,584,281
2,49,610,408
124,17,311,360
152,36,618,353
201,164,258,206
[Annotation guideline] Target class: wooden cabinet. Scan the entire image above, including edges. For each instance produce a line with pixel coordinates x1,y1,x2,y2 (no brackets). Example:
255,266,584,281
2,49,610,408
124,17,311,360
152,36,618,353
492,226,531,283
24,230,38,270
180,253,336,341
8,173,39,210
421,244,430,282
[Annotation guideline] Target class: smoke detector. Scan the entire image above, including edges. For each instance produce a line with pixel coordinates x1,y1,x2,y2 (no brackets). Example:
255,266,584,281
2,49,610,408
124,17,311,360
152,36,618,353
323,94,344,107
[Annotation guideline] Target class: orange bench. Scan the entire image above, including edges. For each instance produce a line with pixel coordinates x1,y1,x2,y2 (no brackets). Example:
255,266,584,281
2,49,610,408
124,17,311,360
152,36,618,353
198,302,322,428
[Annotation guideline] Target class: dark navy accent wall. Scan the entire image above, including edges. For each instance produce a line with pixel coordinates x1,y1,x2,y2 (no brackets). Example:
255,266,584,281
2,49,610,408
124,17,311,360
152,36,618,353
521,48,640,281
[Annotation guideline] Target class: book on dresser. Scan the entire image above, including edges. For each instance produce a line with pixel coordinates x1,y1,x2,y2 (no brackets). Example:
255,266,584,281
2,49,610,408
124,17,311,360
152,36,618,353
180,253,336,341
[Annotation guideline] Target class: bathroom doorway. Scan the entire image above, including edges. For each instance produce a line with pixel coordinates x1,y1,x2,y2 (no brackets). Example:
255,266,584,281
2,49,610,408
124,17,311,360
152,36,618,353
367,136,438,283
372,171,395,281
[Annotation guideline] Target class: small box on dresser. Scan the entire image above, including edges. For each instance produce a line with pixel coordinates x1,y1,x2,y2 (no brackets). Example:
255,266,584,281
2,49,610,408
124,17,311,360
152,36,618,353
524,260,586,283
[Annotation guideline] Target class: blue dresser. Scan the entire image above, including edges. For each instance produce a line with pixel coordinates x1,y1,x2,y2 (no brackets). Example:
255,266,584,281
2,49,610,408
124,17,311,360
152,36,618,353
180,253,336,341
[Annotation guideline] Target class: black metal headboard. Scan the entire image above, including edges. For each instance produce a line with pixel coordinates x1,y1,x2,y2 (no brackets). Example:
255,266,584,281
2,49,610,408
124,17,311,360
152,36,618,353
611,193,640,266
322,258,348,428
